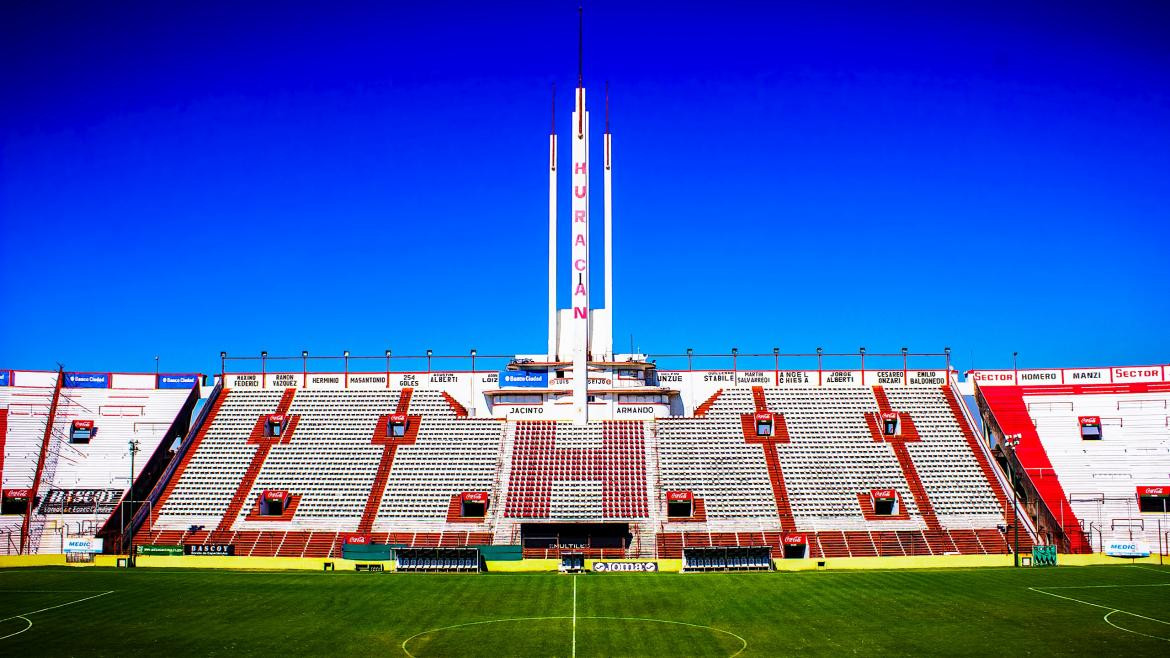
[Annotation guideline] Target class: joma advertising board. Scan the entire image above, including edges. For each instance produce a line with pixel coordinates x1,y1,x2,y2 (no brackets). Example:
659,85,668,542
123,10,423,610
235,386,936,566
592,561,658,573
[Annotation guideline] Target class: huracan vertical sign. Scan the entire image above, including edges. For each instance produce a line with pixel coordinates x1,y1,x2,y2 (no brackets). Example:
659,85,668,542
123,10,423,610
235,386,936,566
571,83,590,423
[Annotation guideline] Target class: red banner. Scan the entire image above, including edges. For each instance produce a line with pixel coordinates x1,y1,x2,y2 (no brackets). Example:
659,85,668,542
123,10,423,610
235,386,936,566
1137,486,1168,496
262,490,288,501
1078,416,1101,426
72,419,94,429
782,533,807,545
342,533,370,545
666,490,693,502
268,413,286,423
389,413,408,423
871,489,896,500
754,412,774,422
880,412,898,422
3,488,31,499
461,492,489,502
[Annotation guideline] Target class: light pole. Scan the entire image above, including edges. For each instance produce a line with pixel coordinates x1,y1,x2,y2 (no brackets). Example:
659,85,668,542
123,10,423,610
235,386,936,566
154,355,159,378
901,347,908,384
343,351,350,388
261,350,268,387
1004,432,1022,566
773,347,780,386
1013,351,1019,383
817,347,823,386
220,351,227,380
686,348,693,372
470,348,477,373
731,348,738,386
302,351,308,387
127,439,140,567
427,349,433,373
859,347,866,385
385,350,391,388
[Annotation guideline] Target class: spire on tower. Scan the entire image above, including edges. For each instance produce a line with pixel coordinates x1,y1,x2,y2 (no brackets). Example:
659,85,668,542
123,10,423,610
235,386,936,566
577,5,584,88
577,5,585,138
550,82,556,137
605,80,610,135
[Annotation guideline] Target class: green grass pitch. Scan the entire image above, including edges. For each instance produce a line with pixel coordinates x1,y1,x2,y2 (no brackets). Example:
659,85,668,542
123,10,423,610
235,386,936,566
2,564,1168,655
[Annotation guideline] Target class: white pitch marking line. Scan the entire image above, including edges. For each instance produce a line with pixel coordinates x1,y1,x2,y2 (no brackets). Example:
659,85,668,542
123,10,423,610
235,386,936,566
572,575,577,658
1039,583,1170,590
399,615,748,658
0,590,115,643
0,617,32,642
1029,586,1170,642
401,616,573,657
1132,565,1170,577
585,616,749,658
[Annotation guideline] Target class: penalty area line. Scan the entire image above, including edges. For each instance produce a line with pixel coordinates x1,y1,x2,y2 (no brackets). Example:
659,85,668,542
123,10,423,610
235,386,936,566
1038,583,1170,590
0,590,116,642
1029,586,1170,642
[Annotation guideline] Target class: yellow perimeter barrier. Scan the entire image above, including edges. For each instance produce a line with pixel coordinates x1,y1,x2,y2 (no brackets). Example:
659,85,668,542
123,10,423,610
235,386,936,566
771,553,1165,571
0,554,68,568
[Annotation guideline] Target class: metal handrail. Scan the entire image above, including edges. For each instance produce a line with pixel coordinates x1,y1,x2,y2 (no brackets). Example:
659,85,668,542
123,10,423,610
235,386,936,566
120,380,223,552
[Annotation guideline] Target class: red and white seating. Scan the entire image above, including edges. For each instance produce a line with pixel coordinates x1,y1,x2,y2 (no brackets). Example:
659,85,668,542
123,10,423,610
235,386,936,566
1,375,192,554
503,420,649,520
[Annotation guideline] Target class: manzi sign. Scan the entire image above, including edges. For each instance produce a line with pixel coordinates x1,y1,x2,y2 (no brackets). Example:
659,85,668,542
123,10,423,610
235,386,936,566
592,561,658,573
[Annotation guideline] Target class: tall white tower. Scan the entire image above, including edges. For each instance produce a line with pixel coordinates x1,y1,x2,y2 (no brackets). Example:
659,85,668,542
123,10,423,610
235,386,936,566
547,86,558,361
569,15,591,424
543,7,614,424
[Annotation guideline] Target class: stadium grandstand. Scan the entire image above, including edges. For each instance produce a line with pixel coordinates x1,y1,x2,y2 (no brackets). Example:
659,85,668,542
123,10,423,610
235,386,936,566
7,356,1169,568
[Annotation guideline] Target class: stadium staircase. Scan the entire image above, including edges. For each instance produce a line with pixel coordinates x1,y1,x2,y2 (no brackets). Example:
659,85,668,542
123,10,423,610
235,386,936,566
743,387,797,532
135,384,227,544
868,385,955,554
638,420,666,557
940,385,1020,526
20,369,63,554
215,388,298,533
441,392,468,417
978,385,1091,553
490,421,520,544
694,389,722,417
358,388,416,533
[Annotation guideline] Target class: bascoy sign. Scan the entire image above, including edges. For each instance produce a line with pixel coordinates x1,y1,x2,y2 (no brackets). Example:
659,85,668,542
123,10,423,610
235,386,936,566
185,544,235,556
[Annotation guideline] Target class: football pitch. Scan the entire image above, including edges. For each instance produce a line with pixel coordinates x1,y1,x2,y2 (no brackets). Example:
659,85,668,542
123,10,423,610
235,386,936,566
1,564,1168,656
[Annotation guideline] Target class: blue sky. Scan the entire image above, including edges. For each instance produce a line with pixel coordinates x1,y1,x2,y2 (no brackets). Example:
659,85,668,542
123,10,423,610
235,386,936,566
2,1,1167,376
